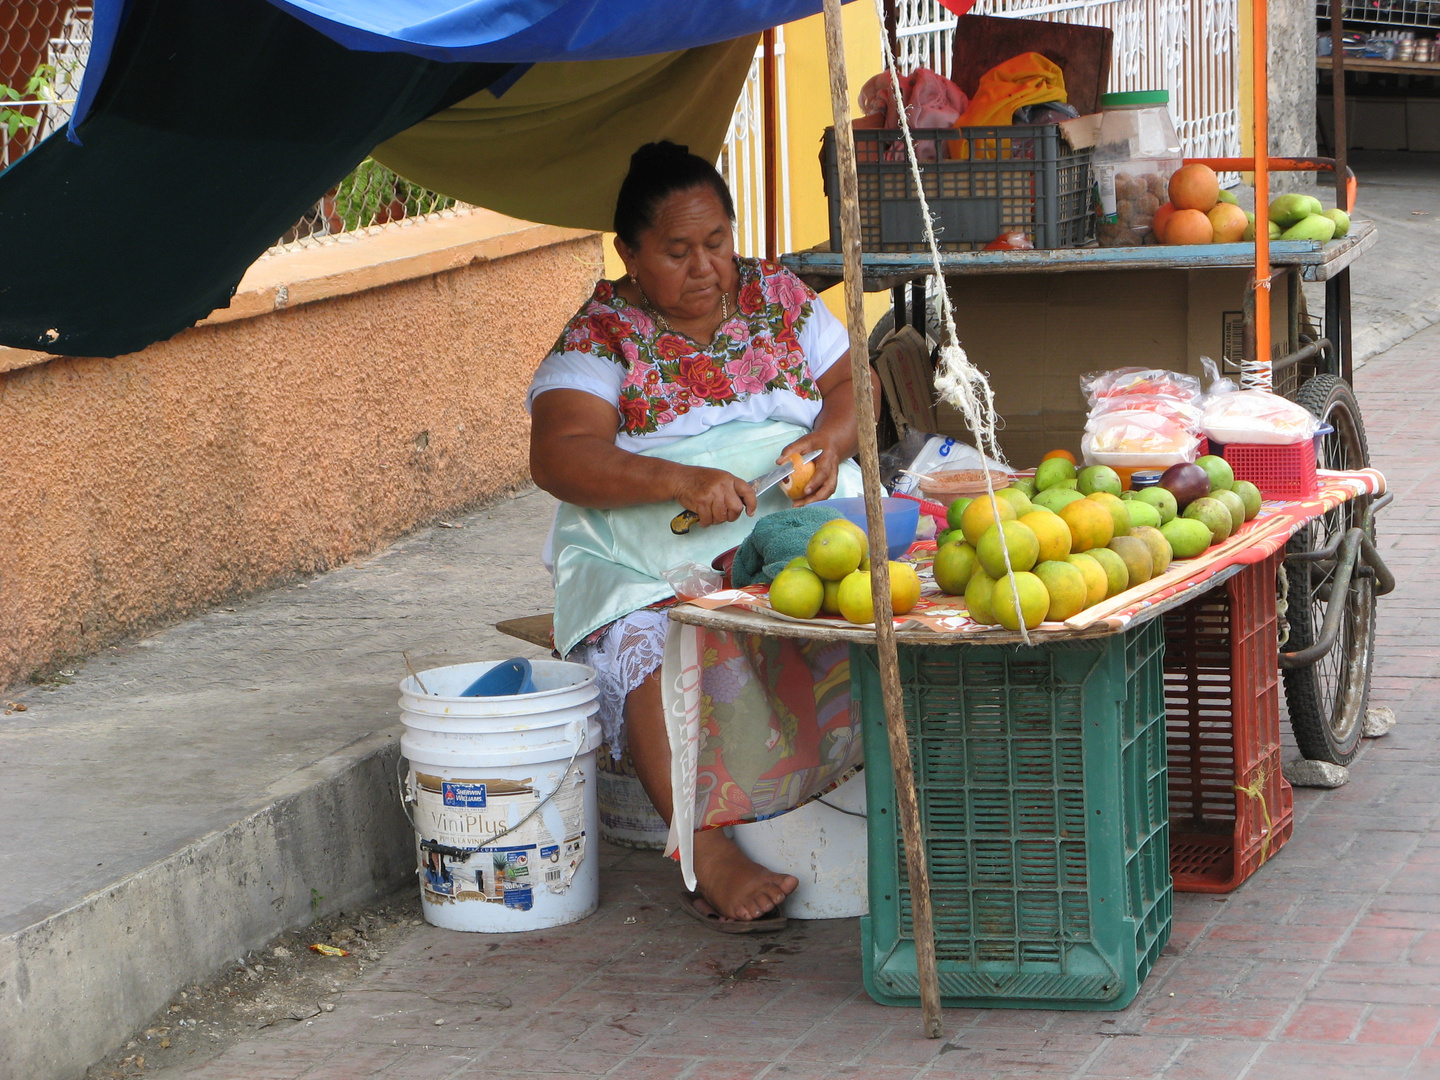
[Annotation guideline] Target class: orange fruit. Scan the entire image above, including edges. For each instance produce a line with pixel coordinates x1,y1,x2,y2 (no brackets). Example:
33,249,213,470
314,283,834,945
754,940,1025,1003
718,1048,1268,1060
1151,201,1177,242
1168,163,1220,212
960,494,1017,546
805,523,864,581
1019,510,1073,563
1164,208,1215,245
1207,202,1249,243
888,561,922,615
1057,497,1115,552
1041,448,1077,465
778,453,816,500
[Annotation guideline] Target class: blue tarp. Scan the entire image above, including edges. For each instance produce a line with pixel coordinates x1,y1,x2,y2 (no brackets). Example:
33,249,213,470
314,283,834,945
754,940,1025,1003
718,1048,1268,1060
74,0,831,130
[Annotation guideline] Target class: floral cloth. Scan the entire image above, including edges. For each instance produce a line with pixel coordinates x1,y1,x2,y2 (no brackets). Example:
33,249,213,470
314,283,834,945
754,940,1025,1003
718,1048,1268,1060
527,258,848,452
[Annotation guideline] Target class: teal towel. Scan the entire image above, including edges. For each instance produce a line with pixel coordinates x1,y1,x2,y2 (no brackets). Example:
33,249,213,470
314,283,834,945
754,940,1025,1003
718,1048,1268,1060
732,505,844,588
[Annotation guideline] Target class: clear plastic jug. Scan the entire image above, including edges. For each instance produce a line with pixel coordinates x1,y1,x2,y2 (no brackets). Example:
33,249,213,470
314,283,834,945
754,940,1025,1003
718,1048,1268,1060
1093,90,1183,247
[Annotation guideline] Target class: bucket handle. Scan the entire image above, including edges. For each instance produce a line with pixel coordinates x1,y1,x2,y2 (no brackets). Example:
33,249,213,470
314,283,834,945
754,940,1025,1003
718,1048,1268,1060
396,737,584,854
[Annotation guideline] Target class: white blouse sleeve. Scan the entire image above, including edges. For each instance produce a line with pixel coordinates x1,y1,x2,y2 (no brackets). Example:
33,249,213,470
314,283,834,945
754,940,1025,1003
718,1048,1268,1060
526,348,626,414
796,291,851,382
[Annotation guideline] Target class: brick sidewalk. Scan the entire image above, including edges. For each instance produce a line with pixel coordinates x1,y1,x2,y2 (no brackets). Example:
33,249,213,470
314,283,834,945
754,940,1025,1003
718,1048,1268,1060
154,326,1440,1080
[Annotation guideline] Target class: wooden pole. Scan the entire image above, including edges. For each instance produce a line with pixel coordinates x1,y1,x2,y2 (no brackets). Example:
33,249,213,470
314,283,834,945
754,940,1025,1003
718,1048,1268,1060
820,0,944,1039
762,28,779,262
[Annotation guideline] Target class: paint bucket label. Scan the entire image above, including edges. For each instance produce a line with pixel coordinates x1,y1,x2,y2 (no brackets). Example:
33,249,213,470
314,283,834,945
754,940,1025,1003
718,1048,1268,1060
411,767,587,906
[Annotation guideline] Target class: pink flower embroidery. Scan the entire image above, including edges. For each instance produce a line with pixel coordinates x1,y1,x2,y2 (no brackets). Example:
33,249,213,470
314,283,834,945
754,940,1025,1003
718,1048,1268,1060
769,273,811,326
726,345,781,396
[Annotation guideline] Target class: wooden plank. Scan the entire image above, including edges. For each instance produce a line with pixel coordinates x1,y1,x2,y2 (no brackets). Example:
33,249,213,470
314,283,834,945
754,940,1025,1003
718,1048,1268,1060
782,222,1377,288
950,15,1113,116
1317,56,1440,75
494,613,554,650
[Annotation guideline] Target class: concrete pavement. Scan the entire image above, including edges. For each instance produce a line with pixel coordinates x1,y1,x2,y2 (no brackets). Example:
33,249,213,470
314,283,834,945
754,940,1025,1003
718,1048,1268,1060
76,320,1440,1080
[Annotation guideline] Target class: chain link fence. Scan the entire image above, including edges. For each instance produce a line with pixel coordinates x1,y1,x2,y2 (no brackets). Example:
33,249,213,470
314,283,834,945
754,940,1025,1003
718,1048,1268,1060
0,2,471,253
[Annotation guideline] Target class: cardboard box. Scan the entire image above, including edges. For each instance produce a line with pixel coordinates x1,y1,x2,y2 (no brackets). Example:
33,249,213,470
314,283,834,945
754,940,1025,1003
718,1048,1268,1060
1348,99,1408,151
936,268,1291,466
1407,98,1440,153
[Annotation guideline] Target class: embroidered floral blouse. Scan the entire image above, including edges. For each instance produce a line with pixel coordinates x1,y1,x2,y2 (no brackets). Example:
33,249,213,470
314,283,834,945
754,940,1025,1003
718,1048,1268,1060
527,258,848,451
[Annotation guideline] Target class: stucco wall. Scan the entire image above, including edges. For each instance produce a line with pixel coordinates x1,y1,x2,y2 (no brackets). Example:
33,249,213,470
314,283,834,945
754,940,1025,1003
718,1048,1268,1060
0,218,602,689
1267,0,1319,196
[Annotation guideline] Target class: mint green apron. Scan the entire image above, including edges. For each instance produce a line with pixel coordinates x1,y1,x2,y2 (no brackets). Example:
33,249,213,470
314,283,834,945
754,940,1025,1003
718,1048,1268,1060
551,419,861,656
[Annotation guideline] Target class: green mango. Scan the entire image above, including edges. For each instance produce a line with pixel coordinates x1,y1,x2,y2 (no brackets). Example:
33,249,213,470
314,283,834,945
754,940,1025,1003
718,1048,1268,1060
1216,189,1240,205
1242,210,1257,241
1268,193,1311,226
1280,213,1337,243
1323,208,1351,238
1303,195,1326,215
1269,220,1282,240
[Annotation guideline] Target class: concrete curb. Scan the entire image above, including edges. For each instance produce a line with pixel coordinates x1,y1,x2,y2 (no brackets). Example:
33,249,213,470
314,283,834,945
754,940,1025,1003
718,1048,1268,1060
0,731,414,1080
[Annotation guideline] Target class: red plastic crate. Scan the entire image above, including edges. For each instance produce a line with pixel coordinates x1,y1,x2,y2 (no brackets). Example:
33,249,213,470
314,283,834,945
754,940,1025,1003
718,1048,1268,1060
1162,551,1294,892
1222,440,1318,500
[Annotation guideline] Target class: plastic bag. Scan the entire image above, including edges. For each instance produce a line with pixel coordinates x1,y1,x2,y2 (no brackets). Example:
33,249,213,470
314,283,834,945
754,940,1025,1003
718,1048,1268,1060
661,562,723,602
1201,390,1322,446
1087,393,1204,429
1081,409,1201,465
889,435,1007,496
1081,367,1203,407
1012,101,1080,124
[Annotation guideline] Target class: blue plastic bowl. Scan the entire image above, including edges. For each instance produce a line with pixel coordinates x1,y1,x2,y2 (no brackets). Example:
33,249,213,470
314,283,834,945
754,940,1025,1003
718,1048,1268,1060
826,497,920,561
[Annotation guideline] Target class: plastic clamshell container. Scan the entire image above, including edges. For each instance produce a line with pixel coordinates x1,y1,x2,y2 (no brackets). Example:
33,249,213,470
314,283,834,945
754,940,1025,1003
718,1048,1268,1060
855,619,1171,1010
1164,552,1295,892
827,496,920,561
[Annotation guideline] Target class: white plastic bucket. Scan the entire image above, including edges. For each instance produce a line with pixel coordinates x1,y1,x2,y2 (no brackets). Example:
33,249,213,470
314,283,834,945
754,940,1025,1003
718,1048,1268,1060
597,743,668,851
730,772,869,919
398,660,600,932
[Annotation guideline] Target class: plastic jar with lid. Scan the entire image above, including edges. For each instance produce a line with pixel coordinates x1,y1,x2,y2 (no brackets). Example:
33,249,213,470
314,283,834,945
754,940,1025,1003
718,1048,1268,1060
1092,90,1183,247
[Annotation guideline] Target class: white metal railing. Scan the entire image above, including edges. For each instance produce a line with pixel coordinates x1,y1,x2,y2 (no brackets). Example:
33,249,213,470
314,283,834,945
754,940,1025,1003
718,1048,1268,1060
719,30,793,259
895,0,1242,163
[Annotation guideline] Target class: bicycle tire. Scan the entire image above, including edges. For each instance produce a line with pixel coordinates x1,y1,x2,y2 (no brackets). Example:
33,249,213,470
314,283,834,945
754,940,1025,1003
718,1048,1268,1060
1282,374,1375,765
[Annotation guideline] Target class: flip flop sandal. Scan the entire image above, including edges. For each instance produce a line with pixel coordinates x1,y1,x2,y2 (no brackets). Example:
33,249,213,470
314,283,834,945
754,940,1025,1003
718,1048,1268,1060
678,890,788,934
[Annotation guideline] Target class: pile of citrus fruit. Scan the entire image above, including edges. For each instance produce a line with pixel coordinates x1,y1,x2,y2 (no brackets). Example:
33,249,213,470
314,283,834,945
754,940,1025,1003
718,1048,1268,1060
933,449,1262,631
769,517,921,624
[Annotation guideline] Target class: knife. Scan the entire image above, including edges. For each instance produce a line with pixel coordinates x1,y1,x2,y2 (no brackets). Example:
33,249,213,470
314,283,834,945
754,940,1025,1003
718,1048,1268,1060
669,449,824,535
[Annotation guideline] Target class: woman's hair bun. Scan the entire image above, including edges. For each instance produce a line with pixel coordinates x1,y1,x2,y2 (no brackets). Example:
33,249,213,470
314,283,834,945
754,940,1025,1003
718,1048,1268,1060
630,140,691,165
614,140,734,247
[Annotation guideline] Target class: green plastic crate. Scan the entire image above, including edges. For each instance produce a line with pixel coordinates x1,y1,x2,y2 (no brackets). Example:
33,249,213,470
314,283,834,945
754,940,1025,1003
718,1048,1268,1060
855,619,1171,1010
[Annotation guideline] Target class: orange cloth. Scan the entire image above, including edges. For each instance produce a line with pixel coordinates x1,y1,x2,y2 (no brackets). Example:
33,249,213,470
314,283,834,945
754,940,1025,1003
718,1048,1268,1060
955,52,1067,127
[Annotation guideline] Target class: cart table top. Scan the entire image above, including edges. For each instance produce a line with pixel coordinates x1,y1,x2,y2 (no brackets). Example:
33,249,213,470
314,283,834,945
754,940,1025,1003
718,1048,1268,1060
670,468,1387,647
780,222,1377,292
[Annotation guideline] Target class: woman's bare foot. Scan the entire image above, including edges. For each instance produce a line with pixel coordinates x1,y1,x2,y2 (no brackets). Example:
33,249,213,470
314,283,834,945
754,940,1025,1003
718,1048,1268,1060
691,829,798,921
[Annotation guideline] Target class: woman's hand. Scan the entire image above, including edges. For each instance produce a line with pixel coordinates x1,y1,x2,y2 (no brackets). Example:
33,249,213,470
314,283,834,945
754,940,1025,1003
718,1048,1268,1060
777,353,882,507
673,466,757,526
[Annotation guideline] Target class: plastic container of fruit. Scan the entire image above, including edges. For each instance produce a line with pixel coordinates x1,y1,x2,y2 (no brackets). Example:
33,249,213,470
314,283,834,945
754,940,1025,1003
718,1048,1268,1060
914,468,1014,500
826,497,920,560
1092,90,1183,247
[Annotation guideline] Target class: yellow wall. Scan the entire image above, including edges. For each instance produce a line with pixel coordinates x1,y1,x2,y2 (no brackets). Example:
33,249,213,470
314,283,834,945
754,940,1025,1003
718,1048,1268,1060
783,4,892,331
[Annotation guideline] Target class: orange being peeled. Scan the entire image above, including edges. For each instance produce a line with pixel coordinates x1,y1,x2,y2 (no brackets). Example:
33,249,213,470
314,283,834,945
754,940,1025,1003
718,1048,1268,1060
779,453,816,501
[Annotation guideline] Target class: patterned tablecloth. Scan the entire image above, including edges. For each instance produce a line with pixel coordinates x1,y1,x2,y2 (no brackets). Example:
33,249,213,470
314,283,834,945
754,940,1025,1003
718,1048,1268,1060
659,468,1386,889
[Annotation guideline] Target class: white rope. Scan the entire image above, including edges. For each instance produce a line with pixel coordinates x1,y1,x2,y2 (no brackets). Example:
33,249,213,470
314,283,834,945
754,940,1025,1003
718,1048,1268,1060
868,2,1029,644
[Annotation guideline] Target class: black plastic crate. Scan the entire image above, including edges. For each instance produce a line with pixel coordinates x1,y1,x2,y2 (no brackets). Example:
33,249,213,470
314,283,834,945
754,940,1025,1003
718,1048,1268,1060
823,125,1095,253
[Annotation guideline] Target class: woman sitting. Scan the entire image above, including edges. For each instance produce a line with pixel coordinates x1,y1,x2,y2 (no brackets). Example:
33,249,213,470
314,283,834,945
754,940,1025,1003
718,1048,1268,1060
528,141,874,928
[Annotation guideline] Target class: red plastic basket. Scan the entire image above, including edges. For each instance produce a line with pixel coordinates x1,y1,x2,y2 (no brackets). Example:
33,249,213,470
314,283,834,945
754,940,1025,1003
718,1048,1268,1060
1162,551,1295,893
1222,440,1318,500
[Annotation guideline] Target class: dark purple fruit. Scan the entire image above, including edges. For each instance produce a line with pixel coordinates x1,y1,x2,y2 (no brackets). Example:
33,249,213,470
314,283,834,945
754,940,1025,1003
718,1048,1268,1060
1158,462,1211,510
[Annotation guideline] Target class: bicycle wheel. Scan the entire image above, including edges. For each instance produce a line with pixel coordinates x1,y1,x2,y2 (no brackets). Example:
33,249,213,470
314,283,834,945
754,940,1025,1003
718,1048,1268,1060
1282,374,1375,765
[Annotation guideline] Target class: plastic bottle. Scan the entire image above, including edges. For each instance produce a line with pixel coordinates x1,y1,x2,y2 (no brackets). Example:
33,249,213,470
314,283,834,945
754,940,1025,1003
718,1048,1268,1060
1092,91,1183,247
